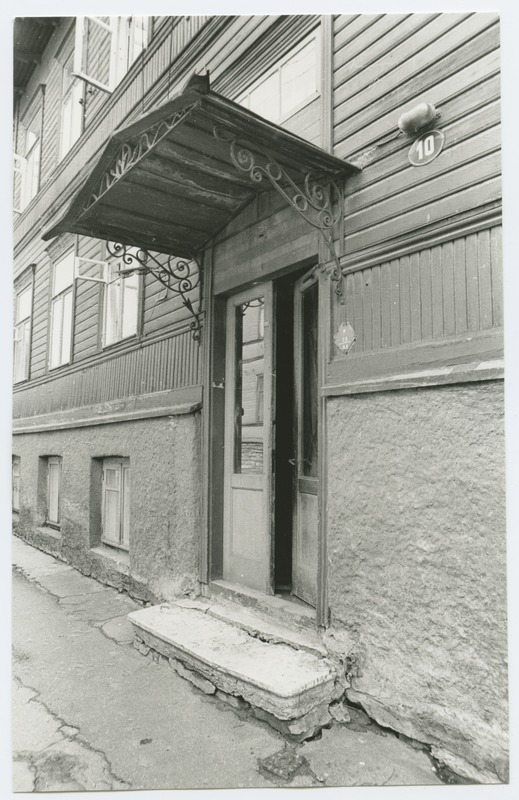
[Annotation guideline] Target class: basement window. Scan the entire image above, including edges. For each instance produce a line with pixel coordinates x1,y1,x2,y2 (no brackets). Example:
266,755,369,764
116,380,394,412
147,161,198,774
102,458,130,551
12,456,21,512
45,457,62,528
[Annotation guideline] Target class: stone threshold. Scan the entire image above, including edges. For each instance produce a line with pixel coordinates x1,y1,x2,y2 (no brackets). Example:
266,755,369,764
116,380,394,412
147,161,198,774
128,599,350,740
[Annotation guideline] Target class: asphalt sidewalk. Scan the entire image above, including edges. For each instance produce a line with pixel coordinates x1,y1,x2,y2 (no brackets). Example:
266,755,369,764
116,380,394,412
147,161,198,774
11,534,444,793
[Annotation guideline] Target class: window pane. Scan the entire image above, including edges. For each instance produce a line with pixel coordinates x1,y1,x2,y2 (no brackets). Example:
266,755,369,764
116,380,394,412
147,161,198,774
128,17,148,65
83,18,112,88
104,467,120,489
14,319,30,382
49,296,63,369
48,462,60,524
60,290,73,364
53,252,75,295
16,286,32,323
105,281,121,345
103,489,120,545
280,39,317,117
248,72,280,121
234,299,265,474
121,281,138,339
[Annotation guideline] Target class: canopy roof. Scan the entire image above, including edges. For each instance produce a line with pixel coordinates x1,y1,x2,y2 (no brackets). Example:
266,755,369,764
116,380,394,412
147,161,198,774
43,74,358,257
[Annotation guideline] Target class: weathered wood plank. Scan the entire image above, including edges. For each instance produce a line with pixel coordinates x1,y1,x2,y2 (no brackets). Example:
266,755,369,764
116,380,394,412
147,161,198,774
490,225,503,327
380,261,391,347
344,177,501,255
442,240,456,336
478,228,493,330
326,328,503,386
389,259,401,347
334,28,500,152
410,252,422,341
453,237,468,334
371,264,382,350
431,245,444,339
399,255,411,344
465,232,480,331
419,248,433,341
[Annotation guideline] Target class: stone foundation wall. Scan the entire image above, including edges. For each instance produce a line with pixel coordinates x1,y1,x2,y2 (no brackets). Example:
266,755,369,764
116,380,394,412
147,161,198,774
12,413,201,603
326,381,508,783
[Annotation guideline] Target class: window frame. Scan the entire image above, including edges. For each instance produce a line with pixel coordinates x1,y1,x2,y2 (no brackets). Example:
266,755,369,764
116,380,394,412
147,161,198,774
101,458,130,551
74,16,150,93
45,456,62,529
49,249,75,371
14,92,44,212
236,30,321,125
12,456,21,513
60,47,84,161
13,283,33,384
102,257,140,348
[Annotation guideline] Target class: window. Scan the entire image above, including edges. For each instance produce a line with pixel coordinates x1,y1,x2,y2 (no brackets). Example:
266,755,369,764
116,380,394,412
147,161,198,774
102,459,130,550
60,50,84,160
49,250,75,369
74,16,149,93
12,457,20,512
46,457,62,528
103,260,139,346
236,33,319,124
13,284,32,383
14,104,42,211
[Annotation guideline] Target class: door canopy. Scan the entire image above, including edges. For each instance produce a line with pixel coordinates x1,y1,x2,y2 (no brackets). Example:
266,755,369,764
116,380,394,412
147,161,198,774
43,73,358,259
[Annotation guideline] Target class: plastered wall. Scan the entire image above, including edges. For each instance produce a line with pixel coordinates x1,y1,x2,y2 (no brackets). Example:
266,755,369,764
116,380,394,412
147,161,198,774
13,413,201,603
326,380,507,782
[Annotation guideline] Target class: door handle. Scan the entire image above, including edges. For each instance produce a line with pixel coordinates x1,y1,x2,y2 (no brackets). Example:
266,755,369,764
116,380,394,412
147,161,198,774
288,458,296,466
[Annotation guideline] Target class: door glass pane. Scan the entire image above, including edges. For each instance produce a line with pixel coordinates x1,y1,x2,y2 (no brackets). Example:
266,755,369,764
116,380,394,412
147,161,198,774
234,298,265,474
302,283,318,477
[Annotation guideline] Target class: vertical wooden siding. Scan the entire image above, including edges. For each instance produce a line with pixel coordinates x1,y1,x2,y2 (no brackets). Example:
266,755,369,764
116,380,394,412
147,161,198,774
341,225,502,356
333,13,501,257
13,328,201,419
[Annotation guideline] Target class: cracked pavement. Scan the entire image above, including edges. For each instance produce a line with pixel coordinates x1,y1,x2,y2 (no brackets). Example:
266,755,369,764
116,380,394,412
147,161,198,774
11,536,442,792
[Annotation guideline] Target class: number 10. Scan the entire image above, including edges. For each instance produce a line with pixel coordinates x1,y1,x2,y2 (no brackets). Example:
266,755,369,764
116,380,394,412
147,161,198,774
416,134,435,160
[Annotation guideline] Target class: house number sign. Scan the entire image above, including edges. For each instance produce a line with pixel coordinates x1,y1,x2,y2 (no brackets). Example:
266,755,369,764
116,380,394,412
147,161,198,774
408,130,445,166
334,322,356,354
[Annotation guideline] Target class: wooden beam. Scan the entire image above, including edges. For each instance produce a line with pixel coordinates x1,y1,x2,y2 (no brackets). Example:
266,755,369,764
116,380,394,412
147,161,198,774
14,50,42,64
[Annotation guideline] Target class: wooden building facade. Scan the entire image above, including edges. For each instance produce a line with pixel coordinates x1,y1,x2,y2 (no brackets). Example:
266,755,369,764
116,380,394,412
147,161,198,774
13,14,506,783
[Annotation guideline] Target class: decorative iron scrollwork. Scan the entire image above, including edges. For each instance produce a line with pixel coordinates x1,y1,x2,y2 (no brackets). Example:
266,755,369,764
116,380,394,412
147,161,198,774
81,101,200,216
106,242,201,341
213,125,346,302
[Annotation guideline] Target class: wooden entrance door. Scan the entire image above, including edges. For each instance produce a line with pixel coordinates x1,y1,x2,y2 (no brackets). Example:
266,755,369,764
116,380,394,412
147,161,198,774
223,283,274,594
292,272,319,607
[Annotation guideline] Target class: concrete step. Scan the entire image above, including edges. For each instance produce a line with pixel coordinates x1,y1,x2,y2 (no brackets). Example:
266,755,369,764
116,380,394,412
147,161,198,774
128,602,347,739
208,580,316,631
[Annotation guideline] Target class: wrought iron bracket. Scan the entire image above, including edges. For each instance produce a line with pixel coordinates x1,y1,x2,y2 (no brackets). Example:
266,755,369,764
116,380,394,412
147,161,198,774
213,125,346,303
106,242,202,341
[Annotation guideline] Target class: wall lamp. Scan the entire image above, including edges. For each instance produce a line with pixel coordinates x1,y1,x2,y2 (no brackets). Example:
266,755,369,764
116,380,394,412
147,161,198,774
398,102,439,136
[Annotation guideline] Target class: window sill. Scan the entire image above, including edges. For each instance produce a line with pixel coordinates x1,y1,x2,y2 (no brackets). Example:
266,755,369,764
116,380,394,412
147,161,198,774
91,544,130,574
36,525,61,541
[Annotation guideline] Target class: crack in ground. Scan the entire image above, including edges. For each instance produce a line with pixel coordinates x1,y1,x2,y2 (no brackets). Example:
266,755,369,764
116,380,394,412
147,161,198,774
12,674,130,790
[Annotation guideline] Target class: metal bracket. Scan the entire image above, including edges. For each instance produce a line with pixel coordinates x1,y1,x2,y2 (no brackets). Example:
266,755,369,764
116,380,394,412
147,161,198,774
106,242,202,342
213,125,346,302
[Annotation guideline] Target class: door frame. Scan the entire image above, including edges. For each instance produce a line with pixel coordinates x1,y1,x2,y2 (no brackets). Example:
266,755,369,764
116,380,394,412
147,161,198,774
201,254,330,628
